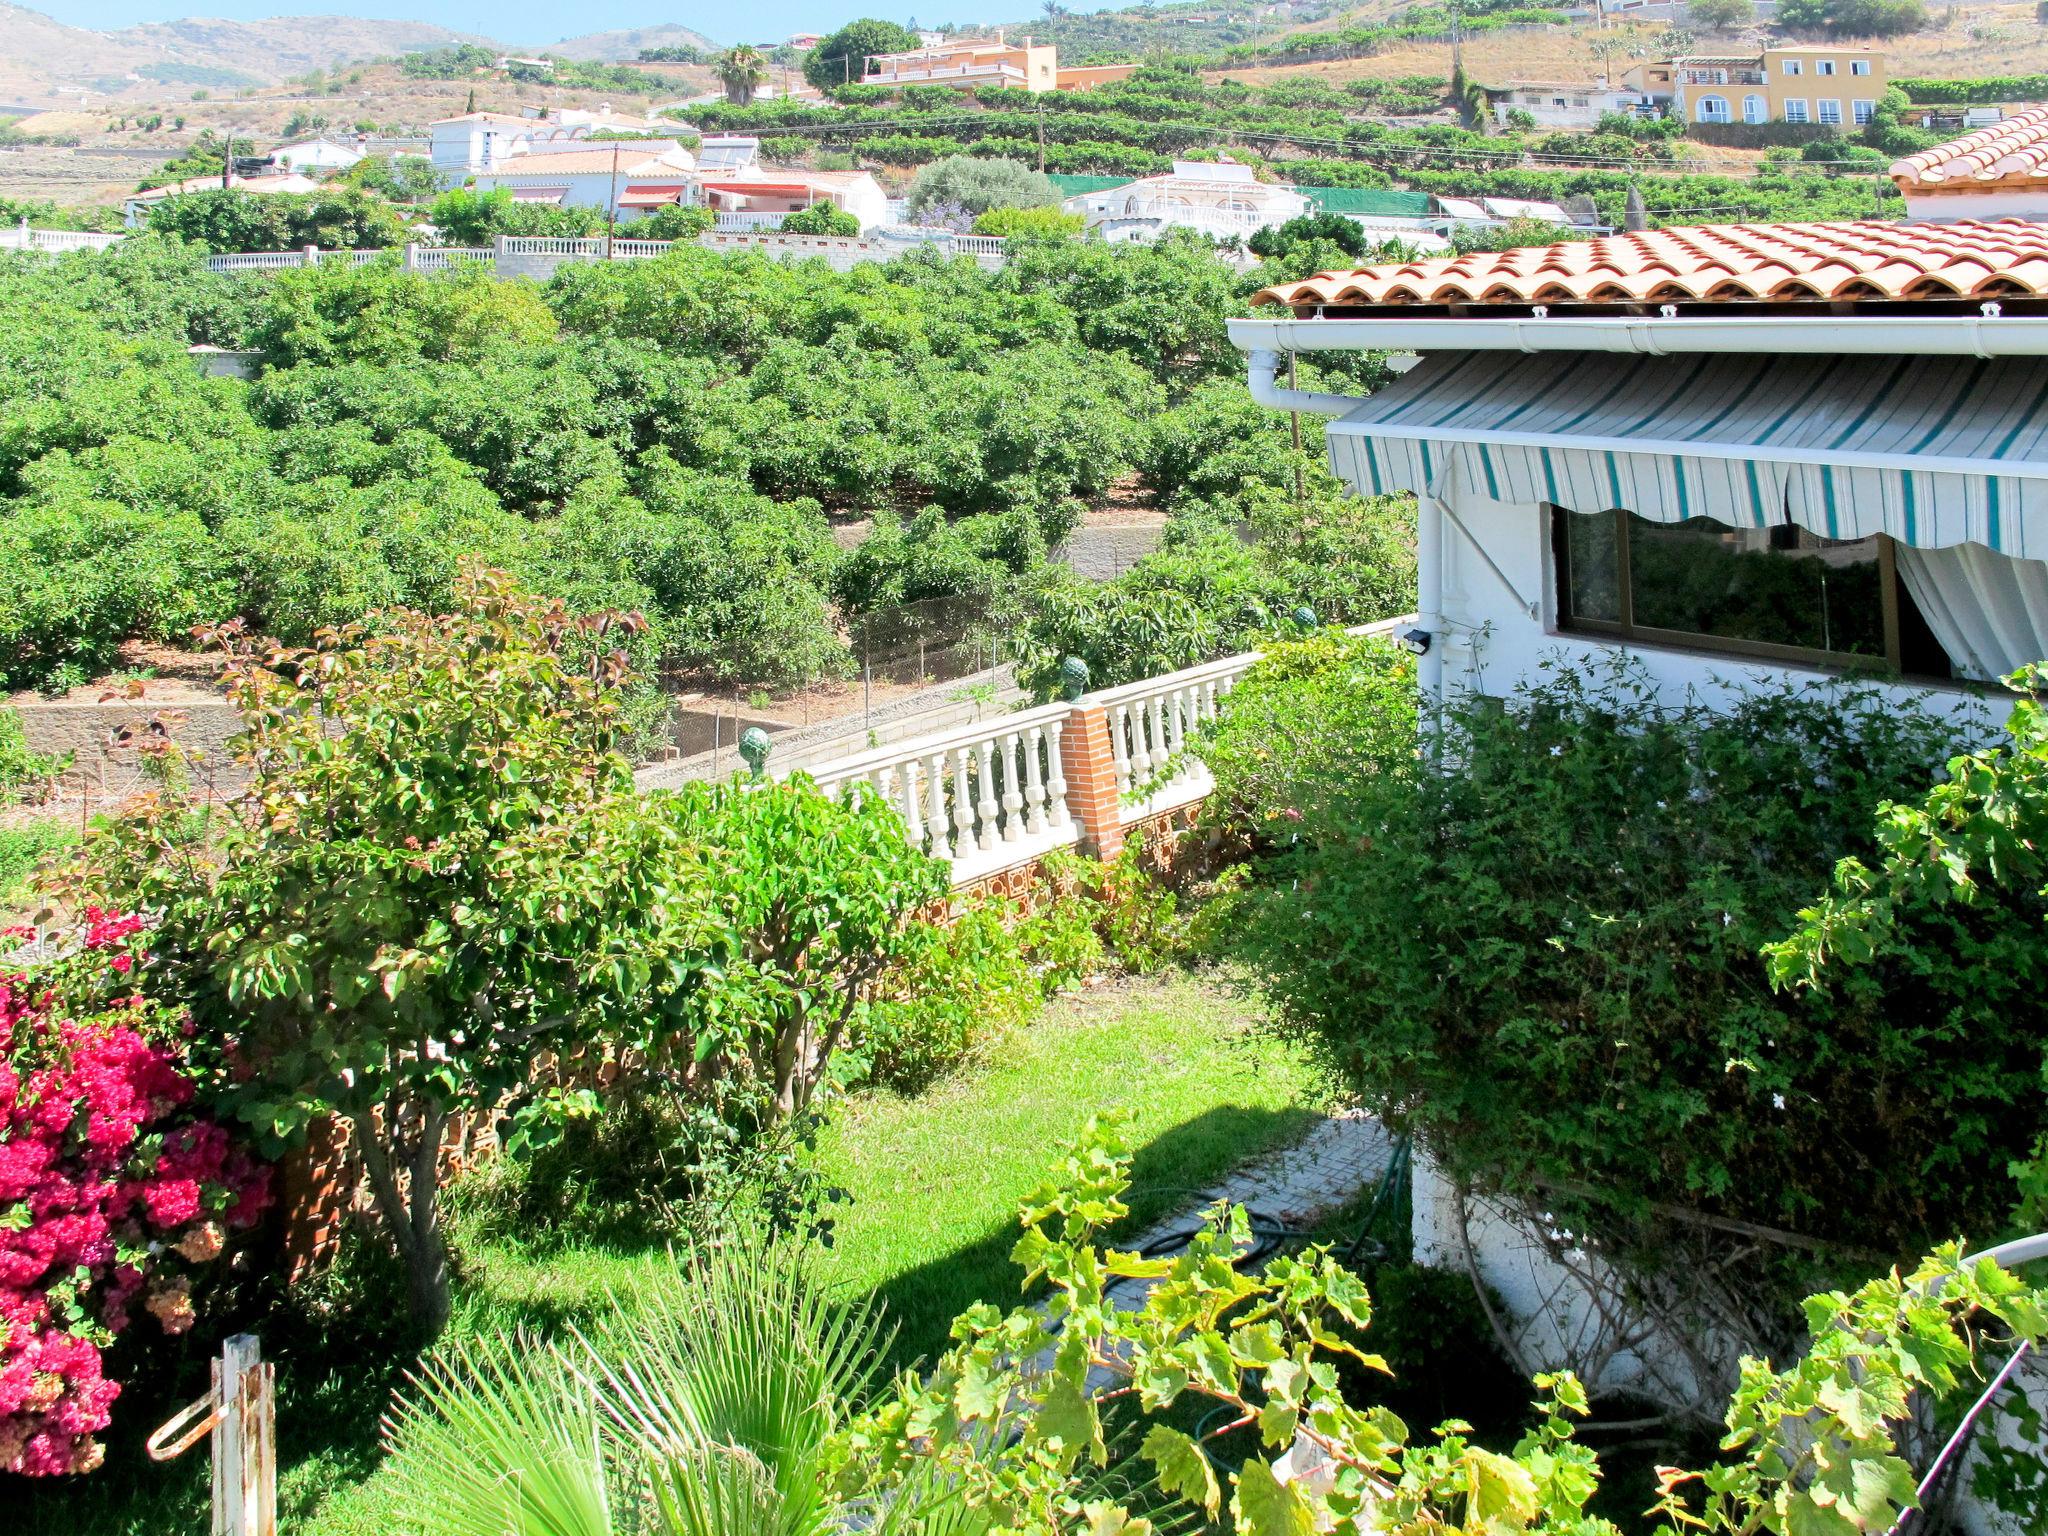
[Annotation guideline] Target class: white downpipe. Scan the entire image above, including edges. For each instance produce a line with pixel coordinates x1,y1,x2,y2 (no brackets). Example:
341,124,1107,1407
1416,489,1445,733
1244,348,1357,418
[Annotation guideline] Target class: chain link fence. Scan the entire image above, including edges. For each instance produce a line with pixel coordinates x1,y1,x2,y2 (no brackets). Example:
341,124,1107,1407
648,594,1035,784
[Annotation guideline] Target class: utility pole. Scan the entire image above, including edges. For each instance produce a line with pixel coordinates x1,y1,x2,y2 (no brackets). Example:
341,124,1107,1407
1036,102,1047,172
606,140,620,256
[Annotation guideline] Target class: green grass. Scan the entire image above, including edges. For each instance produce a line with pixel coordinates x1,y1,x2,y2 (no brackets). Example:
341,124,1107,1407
46,969,1318,1536
814,971,1320,1365
0,820,77,916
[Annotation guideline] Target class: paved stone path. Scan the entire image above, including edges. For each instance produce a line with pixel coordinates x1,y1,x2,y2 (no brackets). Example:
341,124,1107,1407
1024,1109,1399,1387
1107,1109,1397,1308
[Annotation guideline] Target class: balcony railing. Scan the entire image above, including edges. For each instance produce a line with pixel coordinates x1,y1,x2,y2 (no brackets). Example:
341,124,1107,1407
789,617,1410,887
714,210,788,231
0,226,126,253
861,62,1027,86
807,700,1076,884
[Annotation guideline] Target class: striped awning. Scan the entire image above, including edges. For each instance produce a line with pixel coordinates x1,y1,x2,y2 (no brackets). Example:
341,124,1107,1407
1326,351,2048,556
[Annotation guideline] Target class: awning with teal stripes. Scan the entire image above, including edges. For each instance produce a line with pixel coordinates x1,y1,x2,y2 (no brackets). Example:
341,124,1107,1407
1324,351,2048,557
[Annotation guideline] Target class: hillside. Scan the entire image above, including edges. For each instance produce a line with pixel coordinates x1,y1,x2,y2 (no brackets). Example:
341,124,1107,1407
0,49,716,207
544,24,718,61
0,4,492,106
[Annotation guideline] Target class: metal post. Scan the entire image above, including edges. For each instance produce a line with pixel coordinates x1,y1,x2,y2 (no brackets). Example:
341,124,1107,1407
1416,489,1446,743
1287,354,1306,507
147,1334,275,1536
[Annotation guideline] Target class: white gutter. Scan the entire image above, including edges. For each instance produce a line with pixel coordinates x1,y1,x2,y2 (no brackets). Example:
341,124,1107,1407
1229,312,2048,360
1244,348,1357,417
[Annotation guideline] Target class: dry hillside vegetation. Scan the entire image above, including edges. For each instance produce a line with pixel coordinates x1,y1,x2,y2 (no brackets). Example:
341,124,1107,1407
0,55,715,206
0,3,488,103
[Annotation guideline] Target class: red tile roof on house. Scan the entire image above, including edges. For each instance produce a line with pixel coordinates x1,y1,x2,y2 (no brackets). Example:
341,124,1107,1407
1891,105,2048,191
1251,218,2048,310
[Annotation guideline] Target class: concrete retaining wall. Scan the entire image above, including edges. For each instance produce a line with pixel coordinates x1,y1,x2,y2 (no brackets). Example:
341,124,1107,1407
14,697,249,796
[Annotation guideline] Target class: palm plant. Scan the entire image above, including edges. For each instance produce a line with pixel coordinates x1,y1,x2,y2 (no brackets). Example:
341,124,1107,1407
381,1236,891,1536
716,46,770,107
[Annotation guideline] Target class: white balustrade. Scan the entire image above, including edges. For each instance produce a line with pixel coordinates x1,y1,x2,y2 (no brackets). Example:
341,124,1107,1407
947,234,1007,255
714,210,787,231
805,701,1077,882
498,236,609,255
609,238,675,258
1091,651,1261,820
205,251,312,271
413,247,494,270
764,617,1415,885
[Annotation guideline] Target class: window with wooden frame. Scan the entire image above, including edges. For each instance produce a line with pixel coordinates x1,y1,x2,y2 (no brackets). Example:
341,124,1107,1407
1549,506,1958,679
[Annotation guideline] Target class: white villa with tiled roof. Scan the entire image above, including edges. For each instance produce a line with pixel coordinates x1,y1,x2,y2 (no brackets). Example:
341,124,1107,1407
1230,123,2048,1490
460,142,700,221
1237,205,2048,722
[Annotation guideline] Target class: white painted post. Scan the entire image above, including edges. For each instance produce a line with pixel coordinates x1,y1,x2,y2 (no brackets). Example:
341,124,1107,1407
214,1334,275,1536
149,1333,274,1536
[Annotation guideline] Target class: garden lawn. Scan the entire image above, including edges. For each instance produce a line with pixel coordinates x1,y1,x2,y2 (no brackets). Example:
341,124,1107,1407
814,969,1322,1365
46,968,1318,1536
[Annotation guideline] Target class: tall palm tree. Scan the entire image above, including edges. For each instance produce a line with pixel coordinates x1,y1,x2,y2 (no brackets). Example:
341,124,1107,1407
716,45,770,107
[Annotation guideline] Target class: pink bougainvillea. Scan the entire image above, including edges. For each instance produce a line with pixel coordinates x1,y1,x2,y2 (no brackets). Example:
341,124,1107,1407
0,913,271,1476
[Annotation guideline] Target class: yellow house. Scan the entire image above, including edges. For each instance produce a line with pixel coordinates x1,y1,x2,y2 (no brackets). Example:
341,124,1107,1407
861,35,1059,93
1626,46,1885,129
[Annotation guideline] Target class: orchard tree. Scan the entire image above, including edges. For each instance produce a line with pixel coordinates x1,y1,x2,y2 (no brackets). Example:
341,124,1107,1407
70,569,710,1331
71,567,951,1331
803,18,918,90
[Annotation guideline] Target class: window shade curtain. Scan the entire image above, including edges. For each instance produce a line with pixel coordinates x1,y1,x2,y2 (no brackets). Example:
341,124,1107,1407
1895,542,2048,683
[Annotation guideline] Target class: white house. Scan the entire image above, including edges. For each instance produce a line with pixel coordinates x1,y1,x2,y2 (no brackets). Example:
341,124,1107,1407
1492,80,1656,129
463,142,698,220
1229,141,2048,1525
429,111,667,181
1062,161,1311,244
1237,216,2048,721
692,166,890,231
122,171,319,227
267,136,364,175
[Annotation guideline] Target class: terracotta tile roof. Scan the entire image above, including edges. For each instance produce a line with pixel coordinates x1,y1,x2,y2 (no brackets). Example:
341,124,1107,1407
1251,219,2048,310
1891,105,2048,189
474,148,691,177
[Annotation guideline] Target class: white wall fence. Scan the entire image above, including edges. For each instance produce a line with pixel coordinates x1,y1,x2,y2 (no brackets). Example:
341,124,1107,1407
0,223,127,253
182,230,1011,281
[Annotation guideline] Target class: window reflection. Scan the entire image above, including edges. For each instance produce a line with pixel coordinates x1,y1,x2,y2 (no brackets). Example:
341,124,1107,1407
1628,517,1885,658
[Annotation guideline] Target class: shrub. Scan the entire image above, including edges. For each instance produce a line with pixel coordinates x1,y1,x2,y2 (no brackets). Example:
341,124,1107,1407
971,205,1083,240
630,202,714,240
1768,666,2048,1229
0,913,272,1475
1248,211,1374,260
804,18,918,91
908,155,1059,217
144,187,407,253
69,571,698,1332
425,187,608,245
780,201,861,236
1214,655,2027,1259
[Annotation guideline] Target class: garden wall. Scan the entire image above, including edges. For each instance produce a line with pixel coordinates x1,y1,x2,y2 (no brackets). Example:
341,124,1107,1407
14,695,250,798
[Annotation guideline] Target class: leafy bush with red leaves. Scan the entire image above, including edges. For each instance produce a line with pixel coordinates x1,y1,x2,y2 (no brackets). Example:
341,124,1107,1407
0,911,270,1476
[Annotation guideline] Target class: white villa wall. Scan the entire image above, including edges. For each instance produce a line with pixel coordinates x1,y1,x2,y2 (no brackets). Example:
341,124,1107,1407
1408,486,2027,1533
1429,489,1991,729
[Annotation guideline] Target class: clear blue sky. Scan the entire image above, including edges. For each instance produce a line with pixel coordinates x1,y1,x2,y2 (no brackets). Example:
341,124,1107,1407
30,0,1029,47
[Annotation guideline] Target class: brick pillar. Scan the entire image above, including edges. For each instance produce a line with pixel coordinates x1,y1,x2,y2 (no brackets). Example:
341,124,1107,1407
1060,702,1126,861
279,1113,352,1284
